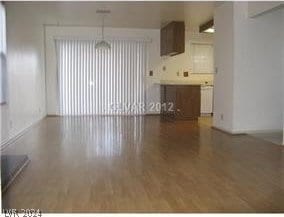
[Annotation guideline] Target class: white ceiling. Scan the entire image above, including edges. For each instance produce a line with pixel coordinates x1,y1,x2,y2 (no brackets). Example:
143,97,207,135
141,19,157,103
6,1,215,30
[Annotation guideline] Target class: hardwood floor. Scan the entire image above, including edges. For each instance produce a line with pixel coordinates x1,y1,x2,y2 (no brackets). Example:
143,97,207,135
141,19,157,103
250,131,283,146
2,116,284,212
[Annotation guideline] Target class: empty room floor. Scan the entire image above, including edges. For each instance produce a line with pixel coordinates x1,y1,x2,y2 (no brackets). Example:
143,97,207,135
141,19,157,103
2,116,284,212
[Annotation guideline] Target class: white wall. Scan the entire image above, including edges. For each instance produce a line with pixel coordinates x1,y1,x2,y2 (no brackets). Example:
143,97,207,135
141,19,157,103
1,3,46,145
213,2,235,132
248,2,283,17
214,2,283,134
233,2,283,133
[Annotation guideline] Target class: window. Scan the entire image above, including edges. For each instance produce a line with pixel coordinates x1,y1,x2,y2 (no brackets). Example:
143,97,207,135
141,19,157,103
191,43,214,74
0,2,7,105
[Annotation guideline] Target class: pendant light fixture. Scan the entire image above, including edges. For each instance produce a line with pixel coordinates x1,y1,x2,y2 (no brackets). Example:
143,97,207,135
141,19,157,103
95,9,111,50
199,19,214,33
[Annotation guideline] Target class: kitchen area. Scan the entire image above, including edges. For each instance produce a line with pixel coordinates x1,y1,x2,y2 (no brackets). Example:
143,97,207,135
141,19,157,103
148,20,214,121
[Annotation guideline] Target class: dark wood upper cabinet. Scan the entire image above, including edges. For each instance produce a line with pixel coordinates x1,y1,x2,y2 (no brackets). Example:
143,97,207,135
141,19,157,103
160,21,185,56
160,27,167,56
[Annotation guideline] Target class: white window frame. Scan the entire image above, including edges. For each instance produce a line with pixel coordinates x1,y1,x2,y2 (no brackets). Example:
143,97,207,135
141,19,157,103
0,2,7,105
190,42,214,74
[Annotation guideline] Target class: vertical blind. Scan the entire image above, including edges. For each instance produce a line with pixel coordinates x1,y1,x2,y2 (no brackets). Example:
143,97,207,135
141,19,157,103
0,2,6,104
56,39,147,116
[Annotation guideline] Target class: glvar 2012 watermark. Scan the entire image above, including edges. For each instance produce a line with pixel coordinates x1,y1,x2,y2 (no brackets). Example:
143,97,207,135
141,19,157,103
108,102,174,113
2,209,42,217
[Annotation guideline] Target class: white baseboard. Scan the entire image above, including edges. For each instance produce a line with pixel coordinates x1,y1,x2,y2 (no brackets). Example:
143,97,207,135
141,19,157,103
1,116,46,151
212,125,282,135
245,129,283,134
212,126,245,135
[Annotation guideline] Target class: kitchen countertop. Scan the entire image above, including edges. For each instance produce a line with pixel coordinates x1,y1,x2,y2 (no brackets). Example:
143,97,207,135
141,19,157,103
154,80,213,86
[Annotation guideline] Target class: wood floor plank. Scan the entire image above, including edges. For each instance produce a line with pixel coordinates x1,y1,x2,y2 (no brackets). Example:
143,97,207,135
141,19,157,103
2,116,284,212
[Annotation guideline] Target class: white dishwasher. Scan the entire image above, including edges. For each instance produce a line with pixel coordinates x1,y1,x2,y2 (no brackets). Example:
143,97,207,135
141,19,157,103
201,85,213,115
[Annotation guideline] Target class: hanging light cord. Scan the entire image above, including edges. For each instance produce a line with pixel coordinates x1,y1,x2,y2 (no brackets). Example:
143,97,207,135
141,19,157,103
101,15,105,40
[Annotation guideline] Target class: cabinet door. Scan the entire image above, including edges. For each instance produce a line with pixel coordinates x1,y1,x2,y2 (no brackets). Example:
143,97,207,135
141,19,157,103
173,22,185,55
165,86,176,118
176,86,200,120
166,23,174,55
160,27,167,56
160,85,166,115
160,22,185,56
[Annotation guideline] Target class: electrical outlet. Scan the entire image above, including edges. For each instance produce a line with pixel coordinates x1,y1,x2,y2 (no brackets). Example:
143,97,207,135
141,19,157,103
220,114,224,120
215,67,218,74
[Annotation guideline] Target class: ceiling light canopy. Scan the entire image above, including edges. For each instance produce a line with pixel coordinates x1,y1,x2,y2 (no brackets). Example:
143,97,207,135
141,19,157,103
199,19,214,34
95,9,111,50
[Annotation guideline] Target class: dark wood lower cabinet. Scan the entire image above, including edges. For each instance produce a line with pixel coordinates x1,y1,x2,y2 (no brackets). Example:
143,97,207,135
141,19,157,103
160,85,201,120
